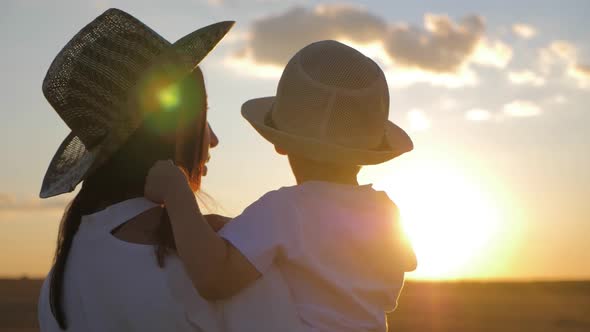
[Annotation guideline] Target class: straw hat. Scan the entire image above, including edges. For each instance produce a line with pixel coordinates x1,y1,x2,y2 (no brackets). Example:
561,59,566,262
242,40,413,165
39,8,234,198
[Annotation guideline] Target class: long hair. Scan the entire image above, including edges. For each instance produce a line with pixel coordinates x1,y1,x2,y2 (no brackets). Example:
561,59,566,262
49,68,209,329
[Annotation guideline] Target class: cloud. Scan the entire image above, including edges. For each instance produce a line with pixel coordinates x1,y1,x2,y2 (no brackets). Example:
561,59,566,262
227,5,512,87
244,5,387,65
548,41,577,60
385,14,485,72
465,108,492,122
570,64,590,88
512,24,537,39
539,40,590,89
502,100,542,117
386,14,511,72
471,39,513,68
508,70,546,86
574,64,590,76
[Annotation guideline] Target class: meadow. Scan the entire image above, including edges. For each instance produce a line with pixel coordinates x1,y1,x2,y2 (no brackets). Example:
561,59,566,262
2,279,589,332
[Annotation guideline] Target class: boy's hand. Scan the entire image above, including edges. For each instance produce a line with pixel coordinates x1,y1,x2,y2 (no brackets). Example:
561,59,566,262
145,160,189,204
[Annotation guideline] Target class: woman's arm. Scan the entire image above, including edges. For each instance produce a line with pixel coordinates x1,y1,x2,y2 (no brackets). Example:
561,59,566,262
145,160,260,300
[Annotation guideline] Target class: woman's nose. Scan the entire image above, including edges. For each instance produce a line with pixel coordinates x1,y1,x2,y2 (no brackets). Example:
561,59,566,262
209,124,219,148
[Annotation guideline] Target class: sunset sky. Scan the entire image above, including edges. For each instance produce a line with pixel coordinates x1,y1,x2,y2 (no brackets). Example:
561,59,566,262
1,0,589,280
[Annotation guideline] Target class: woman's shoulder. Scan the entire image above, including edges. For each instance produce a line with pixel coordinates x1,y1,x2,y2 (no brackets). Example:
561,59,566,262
73,205,169,278
109,206,164,245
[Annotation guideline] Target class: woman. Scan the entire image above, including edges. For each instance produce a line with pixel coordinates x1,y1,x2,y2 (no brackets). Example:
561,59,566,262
37,9,300,332
36,8,231,331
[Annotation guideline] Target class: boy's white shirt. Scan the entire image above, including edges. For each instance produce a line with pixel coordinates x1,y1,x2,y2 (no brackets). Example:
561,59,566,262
219,181,416,332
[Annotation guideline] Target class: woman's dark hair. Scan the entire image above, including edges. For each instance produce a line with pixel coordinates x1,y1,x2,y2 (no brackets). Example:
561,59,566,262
49,68,208,329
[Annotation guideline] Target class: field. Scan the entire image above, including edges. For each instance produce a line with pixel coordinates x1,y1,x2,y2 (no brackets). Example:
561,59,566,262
2,279,589,331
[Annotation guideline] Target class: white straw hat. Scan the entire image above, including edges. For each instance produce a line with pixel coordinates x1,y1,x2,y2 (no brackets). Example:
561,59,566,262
242,40,413,165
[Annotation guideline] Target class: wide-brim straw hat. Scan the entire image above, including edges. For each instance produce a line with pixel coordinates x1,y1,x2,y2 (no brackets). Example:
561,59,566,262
40,8,234,198
242,40,413,166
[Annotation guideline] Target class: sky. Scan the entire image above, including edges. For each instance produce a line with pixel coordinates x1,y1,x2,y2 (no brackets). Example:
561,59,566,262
0,0,589,280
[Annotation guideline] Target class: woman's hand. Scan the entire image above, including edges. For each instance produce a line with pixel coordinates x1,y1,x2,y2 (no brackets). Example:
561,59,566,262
144,160,190,204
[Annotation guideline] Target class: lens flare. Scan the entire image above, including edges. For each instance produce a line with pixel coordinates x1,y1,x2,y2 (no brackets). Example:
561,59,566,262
158,83,181,112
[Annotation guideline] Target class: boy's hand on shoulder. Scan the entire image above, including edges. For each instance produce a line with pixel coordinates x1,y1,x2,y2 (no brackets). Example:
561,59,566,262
145,160,189,204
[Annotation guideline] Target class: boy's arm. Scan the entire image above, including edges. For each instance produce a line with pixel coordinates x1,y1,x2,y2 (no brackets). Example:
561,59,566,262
146,161,260,300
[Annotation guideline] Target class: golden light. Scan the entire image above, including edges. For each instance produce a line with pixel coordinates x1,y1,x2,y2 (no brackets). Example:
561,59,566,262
370,161,504,280
157,83,181,112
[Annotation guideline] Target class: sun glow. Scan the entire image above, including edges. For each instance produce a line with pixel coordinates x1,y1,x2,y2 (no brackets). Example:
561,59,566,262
157,83,181,111
370,161,504,280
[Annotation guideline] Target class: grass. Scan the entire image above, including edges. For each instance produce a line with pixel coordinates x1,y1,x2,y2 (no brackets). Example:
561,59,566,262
2,278,589,331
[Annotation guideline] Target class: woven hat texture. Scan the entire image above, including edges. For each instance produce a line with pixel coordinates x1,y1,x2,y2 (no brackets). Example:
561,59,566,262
242,40,413,165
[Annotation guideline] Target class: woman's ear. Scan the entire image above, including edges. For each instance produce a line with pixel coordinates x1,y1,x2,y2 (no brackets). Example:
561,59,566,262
274,145,288,155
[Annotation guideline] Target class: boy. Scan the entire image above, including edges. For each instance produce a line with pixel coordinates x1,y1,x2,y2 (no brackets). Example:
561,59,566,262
146,40,417,331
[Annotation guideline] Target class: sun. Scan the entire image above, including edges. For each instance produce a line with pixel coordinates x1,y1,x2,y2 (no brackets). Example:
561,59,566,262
369,161,503,280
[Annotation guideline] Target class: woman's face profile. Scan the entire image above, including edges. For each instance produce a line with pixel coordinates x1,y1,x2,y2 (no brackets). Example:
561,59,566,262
200,123,219,176
170,68,219,184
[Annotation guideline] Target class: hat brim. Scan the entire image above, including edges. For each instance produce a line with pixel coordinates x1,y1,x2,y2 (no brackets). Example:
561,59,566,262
40,132,97,198
242,97,414,165
40,19,234,198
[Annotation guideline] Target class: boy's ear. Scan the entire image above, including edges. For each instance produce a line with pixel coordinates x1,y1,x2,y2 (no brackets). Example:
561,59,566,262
274,145,288,155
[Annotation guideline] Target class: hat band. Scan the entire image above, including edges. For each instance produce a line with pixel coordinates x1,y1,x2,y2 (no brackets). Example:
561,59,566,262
264,103,391,152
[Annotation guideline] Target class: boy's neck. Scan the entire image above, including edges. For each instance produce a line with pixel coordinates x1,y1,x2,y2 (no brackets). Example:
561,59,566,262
294,173,359,186
287,154,361,186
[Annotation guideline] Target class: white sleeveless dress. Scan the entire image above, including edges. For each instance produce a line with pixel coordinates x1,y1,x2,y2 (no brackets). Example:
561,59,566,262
38,197,305,332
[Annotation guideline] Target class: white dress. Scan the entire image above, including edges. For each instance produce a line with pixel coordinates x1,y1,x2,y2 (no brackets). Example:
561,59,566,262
38,197,304,332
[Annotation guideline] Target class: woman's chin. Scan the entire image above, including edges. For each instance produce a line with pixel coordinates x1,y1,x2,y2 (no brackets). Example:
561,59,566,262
202,165,208,176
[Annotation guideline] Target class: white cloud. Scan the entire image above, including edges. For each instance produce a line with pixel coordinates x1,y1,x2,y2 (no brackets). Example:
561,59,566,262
549,41,578,60
407,109,431,131
502,100,542,117
472,39,513,68
512,24,537,39
465,108,492,121
385,14,486,72
238,5,387,66
228,6,512,88
569,64,590,89
538,40,590,89
508,70,546,86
